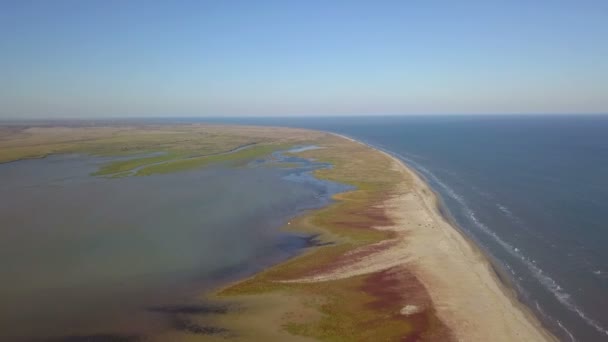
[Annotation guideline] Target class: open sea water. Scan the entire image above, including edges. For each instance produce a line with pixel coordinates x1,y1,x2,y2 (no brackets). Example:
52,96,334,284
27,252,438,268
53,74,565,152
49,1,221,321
194,115,608,341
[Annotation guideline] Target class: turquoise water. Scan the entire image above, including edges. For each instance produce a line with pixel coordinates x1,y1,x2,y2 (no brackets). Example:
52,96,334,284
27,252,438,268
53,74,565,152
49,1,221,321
196,115,608,341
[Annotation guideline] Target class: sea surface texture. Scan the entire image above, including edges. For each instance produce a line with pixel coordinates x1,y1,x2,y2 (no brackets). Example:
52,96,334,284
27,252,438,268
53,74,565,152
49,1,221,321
202,115,608,341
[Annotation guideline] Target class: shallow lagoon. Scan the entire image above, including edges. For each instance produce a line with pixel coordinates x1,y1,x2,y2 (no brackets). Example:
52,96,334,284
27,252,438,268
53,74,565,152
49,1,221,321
0,149,349,340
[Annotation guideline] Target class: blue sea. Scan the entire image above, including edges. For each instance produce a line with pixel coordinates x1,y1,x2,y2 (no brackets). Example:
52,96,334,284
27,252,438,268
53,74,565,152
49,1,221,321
190,115,608,341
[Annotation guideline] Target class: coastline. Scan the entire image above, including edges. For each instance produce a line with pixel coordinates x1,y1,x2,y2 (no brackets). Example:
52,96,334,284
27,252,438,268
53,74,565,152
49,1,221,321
330,133,556,341
0,123,560,340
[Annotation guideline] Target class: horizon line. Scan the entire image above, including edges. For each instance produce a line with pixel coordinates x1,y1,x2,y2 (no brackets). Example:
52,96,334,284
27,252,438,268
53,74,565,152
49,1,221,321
1,112,608,122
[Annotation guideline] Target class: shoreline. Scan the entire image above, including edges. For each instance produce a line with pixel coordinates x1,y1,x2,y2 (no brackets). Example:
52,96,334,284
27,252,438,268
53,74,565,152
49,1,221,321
334,132,520,293
0,122,559,340
330,132,556,341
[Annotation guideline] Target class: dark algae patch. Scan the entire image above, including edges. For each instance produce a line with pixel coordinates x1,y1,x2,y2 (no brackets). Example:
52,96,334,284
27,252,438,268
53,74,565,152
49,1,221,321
169,317,230,336
147,303,229,315
42,334,141,342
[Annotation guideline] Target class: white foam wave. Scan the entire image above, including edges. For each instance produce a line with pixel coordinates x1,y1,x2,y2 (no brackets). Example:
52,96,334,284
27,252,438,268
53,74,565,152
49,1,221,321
558,320,578,342
387,150,467,205
536,301,577,342
467,209,608,337
497,204,513,217
472,185,494,200
362,139,608,338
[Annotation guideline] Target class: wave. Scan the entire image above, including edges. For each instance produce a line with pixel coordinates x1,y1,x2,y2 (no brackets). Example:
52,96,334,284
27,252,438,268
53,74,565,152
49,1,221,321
461,193,608,337
535,300,577,342
593,269,607,280
497,203,514,217
558,320,577,342
355,137,608,339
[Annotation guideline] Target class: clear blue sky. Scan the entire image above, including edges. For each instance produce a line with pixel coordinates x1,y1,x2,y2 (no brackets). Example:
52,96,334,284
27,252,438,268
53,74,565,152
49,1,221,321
1,0,607,118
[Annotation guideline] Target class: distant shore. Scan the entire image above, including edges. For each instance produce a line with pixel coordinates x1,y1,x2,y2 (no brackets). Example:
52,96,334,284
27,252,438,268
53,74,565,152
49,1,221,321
330,133,555,341
1,122,558,340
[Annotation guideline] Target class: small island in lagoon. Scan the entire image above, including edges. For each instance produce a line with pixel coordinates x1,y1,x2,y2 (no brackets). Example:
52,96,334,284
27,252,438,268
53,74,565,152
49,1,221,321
0,123,553,341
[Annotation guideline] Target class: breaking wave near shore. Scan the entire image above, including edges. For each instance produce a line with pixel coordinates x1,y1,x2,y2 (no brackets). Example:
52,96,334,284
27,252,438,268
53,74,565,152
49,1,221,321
350,137,608,341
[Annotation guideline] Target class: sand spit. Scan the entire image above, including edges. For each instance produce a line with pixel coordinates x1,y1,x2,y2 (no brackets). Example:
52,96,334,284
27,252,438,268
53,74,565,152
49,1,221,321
285,134,555,341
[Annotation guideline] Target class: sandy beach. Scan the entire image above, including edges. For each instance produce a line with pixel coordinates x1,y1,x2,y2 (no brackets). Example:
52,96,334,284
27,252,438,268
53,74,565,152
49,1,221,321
0,123,563,340
285,133,556,341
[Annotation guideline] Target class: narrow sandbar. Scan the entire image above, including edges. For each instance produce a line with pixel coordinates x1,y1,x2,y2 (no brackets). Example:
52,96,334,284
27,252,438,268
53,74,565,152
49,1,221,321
321,133,555,341
0,123,557,340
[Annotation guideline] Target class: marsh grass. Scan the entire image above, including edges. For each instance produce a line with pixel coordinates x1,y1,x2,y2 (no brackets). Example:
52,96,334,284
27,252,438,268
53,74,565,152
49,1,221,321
0,124,442,340
136,143,293,176
206,135,442,341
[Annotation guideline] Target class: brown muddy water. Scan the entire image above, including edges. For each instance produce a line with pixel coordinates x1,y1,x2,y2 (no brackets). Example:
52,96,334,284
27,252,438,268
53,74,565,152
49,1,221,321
0,150,349,340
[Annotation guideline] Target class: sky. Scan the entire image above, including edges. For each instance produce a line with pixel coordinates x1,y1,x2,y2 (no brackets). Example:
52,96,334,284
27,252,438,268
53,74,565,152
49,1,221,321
1,0,607,118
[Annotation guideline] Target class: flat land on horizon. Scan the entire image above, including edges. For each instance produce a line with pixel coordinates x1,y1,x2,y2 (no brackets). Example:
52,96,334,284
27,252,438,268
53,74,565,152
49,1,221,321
0,123,553,341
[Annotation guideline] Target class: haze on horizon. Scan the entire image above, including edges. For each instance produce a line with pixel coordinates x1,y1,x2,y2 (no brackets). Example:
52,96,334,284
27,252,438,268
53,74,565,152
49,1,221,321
1,0,607,119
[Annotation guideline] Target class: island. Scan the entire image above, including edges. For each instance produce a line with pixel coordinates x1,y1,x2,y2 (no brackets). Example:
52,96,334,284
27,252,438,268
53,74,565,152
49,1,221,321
0,122,554,341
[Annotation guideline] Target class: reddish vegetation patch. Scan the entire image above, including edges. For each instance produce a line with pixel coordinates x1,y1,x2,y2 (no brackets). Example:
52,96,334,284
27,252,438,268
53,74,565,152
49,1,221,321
306,239,400,278
334,203,394,229
360,266,453,342
287,184,454,340
303,195,399,278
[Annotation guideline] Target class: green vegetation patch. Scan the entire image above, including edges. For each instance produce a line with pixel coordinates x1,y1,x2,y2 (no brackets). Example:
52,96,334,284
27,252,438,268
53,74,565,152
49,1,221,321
136,143,292,176
93,152,181,176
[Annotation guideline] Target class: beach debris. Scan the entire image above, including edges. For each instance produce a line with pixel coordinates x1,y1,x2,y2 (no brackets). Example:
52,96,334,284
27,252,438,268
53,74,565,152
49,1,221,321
400,304,422,316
